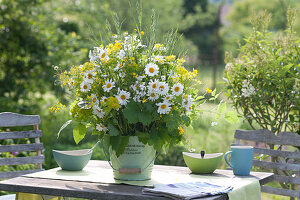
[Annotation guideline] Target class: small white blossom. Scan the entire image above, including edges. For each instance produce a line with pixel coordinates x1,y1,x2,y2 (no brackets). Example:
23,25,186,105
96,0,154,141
80,81,91,92
116,90,131,106
93,106,105,118
96,123,108,132
172,83,184,96
211,122,218,126
145,63,159,77
103,79,115,92
157,101,171,114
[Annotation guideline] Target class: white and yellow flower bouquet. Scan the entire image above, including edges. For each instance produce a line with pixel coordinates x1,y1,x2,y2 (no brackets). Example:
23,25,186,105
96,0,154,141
54,29,213,156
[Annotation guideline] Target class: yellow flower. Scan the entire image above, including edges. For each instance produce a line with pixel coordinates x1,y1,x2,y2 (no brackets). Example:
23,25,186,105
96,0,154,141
177,58,186,63
71,32,76,37
107,97,119,110
193,69,198,75
165,55,176,61
178,127,184,135
114,42,122,49
49,102,65,113
206,87,212,93
140,31,144,35
133,28,137,32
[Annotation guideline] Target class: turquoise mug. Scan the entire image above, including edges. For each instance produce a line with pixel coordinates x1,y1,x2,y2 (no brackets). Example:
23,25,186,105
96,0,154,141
224,145,253,176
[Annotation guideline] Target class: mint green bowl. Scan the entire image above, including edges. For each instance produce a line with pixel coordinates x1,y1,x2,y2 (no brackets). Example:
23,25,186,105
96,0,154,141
52,149,92,171
183,152,223,174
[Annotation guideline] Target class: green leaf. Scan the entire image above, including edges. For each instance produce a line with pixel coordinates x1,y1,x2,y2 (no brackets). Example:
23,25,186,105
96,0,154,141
218,101,227,114
138,112,152,125
110,136,129,157
212,88,216,96
57,119,72,138
73,123,87,144
224,111,239,124
107,123,120,136
123,101,140,124
196,96,205,100
181,115,191,126
136,131,150,144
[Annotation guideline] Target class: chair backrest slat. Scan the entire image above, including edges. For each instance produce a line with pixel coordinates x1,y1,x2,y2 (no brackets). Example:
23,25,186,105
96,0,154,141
0,130,42,140
0,112,40,127
274,175,300,185
0,112,44,179
0,156,44,166
235,129,300,146
0,143,44,153
234,129,300,198
253,160,300,172
254,147,300,159
0,169,43,179
261,186,300,198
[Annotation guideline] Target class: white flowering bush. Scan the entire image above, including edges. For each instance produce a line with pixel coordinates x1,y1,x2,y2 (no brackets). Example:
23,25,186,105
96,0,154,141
224,10,299,135
53,29,216,156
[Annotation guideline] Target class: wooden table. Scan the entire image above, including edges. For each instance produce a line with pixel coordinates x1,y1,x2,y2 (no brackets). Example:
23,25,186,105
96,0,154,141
0,160,273,200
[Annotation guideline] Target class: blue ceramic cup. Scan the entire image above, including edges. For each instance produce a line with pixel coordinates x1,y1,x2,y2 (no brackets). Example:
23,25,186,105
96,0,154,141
224,145,253,176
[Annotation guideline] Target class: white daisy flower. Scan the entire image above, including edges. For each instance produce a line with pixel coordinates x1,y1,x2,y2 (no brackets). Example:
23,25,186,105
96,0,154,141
148,79,159,92
112,34,117,39
101,96,107,104
80,81,91,92
119,71,126,78
133,95,141,102
148,91,159,101
172,83,184,96
145,63,159,77
154,55,165,64
164,95,173,101
139,82,146,91
90,56,101,67
114,62,123,71
117,50,126,60
137,75,145,82
84,70,96,83
157,101,171,114
96,123,108,132
93,105,105,118
157,82,169,96
185,104,193,112
103,79,115,92
116,90,131,106
91,94,99,106
183,95,194,105
99,48,109,61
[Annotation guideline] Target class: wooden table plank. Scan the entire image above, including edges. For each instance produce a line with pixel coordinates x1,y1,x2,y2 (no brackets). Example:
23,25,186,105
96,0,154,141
0,160,273,200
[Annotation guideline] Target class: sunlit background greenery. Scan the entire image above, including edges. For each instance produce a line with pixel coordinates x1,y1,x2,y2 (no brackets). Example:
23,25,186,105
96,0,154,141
0,0,299,199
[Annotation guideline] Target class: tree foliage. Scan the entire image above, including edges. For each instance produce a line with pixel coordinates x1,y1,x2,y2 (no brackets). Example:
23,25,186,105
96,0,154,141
0,0,84,113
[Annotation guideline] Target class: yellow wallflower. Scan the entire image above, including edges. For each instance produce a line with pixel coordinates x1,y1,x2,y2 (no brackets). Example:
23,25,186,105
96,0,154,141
114,42,122,49
107,97,119,110
193,69,198,75
206,87,212,93
165,55,176,61
178,127,184,135
49,102,66,113
177,58,186,63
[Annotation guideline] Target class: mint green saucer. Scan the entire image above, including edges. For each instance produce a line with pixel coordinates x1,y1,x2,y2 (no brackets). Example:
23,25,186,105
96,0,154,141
183,152,223,174
52,149,92,171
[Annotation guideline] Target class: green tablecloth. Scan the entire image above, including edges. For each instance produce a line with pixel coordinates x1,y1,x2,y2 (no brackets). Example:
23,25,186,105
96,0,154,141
23,165,261,200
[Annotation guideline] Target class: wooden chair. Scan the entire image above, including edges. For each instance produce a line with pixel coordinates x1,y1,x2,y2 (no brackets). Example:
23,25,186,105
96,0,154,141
0,112,59,200
234,129,300,199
